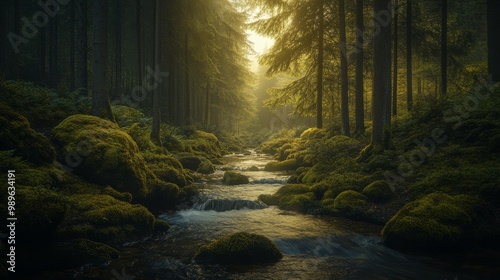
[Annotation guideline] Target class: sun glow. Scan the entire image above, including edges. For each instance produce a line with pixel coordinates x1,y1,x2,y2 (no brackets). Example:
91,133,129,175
247,30,274,71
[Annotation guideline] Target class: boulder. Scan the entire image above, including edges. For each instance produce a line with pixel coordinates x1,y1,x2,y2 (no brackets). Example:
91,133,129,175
194,232,282,264
222,171,249,185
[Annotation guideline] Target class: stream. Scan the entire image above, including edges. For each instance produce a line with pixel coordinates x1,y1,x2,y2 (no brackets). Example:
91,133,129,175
61,151,482,279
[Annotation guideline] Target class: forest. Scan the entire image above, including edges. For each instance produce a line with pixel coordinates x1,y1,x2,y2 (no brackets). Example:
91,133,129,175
0,0,499,279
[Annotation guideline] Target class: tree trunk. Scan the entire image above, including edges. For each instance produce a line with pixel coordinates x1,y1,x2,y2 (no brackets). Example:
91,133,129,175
316,0,325,129
406,0,413,110
339,0,350,136
0,0,6,76
76,0,88,93
39,26,46,85
355,0,365,135
184,33,191,125
488,0,500,82
372,0,392,147
11,0,19,78
136,0,143,95
69,0,75,91
151,0,161,142
392,0,398,116
91,0,113,120
441,0,448,96
205,83,211,128
114,0,122,100
49,15,58,88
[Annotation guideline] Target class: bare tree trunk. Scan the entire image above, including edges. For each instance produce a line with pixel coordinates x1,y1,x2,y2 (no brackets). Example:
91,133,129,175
0,0,6,76
91,0,113,120
441,0,448,96
136,0,143,96
406,0,413,110
392,0,398,116
355,0,365,135
184,33,191,125
316,0,325,129
339,0,350,136
76,0,88,93
372,0,392,147
151,0,161,142
49,15,58,88
488,0,500,82
39,26,46,85
114,0,122,99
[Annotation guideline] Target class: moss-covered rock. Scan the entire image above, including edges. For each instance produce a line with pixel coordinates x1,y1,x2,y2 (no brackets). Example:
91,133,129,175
154,219,170,233
58,194,156,246
258,194,280,206
223,171,249,185
16,187,69,247
49,238,119,268
112,105,145,127
333,190,369,218
176,153,202,171
264,158,300,171
362,180,394,203
279,192,316,212
101,186,132,203
144,181,180,213
0,104,55,165
382,193,480,252
197,159,215,174
194,232,282,264
248,165,260,171
52,114,152,198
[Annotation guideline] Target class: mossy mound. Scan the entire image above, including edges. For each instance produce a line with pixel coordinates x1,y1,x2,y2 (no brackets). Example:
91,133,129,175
194,232,283,264
333,190,369,219
176,153,202,171
182,130,223,160
52,114,152,198
264,158,300,171
197,159,215,174
16,187,69,247
49,238,119,268
223,171,249,185
382,193,480,252
58,194,156,246
144,181,180,213
362,180,394,203
0,104,56,165
112,105,145,127
101,186,132,203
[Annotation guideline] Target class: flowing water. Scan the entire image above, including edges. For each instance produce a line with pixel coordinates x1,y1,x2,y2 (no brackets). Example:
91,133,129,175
47,151,492,279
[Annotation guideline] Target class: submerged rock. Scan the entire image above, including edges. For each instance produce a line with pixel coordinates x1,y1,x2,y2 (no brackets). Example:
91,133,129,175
197,159,215,174
194,232,283,264
222,171,249,185
193,198,268,211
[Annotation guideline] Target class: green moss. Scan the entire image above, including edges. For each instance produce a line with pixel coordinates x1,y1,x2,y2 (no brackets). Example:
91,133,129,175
58,194,156,246
0,151,53,188
49,238,119,268
299,128,327,140
333,190,369,219
362,180,394,203
154,219,170,233
197,159,215,174
382,193,480,252
258,194,279,206
194,232,282,264
16,187,69,247
52,114,153,199
176,153,202,171
275,184,310,196
112,105,145,127
101,186,132,203
0,104,55,165
279,192,316,212
223,171,249,185
264,158,300,171
145,181,180,213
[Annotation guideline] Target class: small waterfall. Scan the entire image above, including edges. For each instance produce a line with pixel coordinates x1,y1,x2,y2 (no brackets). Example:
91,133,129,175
192,198,268,212
251,178,288,184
